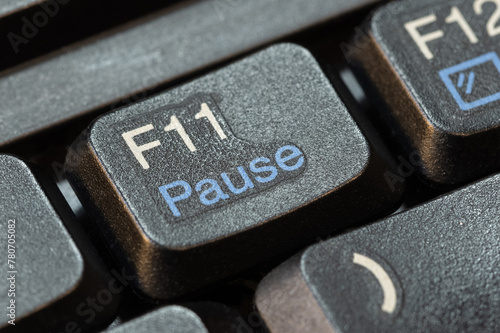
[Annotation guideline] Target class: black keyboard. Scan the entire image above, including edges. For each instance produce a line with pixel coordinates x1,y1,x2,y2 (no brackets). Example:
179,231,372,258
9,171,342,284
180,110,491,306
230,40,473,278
1,0,499,332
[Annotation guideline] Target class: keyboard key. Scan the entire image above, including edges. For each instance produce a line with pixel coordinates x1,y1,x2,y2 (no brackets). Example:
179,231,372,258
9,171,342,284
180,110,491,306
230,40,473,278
0,0,379,148
0,154,119,332
349,0,500,186
1,0,37,15
106,303,247,333
256,173,500,333
64,44,404,300
105,306,208,333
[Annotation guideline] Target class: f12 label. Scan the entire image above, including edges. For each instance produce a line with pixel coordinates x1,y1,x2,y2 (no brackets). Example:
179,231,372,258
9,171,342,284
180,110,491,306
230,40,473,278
404,1,500,111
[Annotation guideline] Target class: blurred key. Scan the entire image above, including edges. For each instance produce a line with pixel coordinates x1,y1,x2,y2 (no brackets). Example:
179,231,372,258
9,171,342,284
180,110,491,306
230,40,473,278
349,0,500,186
0,154,118,332
105,306,208,333
64,44,404,300
105,303,248,333
256,173,500,333
0,0,379,148
0,1,38,15
0,0,179,71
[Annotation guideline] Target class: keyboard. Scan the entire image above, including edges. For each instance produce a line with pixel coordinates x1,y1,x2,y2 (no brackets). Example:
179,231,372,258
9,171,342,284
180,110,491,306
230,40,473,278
0,0,499,332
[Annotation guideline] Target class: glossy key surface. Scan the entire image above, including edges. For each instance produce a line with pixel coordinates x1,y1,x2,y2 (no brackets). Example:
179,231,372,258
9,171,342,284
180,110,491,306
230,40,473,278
350,0,500,186
0,154,118,332
256,173,500,333
65,44,403,300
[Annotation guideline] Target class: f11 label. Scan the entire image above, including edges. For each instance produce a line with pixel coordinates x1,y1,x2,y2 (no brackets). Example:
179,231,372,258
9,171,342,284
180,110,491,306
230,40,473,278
118,94,306,220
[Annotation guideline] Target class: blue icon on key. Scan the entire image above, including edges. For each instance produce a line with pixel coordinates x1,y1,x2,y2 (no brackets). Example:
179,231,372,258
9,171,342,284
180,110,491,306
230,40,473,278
439,52,500,111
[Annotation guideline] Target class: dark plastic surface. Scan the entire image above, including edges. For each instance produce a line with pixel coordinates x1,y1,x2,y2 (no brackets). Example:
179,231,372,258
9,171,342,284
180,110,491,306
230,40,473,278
65,44,403,300
0,0,182,72
257,172,500,332
0,0,40,16
0,154,118,332
0,0,379,147
350,0,500,185
105,306,208,333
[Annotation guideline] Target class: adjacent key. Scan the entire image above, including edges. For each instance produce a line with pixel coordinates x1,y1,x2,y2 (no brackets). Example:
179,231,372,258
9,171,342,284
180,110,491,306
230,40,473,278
0,154,119,332
0,0,178,71
349,0,500,186
105,306,208,333
105,303,248,333
64,44,404,300
256,173,500,333
0,0,380,148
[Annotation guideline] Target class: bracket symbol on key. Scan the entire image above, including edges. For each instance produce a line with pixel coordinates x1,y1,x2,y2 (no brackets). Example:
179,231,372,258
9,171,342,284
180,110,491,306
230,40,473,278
439,52,500,110
353,252,398,314
456,71,475,95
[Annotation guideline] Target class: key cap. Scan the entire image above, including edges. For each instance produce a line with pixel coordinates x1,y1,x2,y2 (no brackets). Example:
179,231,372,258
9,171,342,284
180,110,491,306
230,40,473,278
64,43,404,300
0,0,380,148
105,303,248,333
105,306,208,333
0,154,119,332
256,172,500,333
348,0,500,186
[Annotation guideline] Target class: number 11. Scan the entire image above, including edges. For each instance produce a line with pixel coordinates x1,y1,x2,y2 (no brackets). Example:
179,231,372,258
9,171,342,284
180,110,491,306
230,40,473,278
164,103,227,152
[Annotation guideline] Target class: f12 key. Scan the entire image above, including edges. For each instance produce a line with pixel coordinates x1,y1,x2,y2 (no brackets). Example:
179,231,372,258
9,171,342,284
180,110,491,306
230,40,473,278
350,0,500,186
65,44,403,300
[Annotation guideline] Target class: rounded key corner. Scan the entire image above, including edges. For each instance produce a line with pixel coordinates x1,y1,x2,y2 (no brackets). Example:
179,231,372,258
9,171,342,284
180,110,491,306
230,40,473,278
106,305,207,333
255,42,325,78
39,233,87,306
355,137,372,168
0,154,31,172
13,234,86,324
86,113,119,143
369,2,405,35
265,42,314,58
327,138,376,193
143,234,204,252
50,258,88,295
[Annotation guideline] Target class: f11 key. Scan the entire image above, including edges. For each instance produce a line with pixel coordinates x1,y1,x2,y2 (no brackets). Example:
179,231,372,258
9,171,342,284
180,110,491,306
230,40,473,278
350,0,500,186
256,172,500,333
65,44,404,300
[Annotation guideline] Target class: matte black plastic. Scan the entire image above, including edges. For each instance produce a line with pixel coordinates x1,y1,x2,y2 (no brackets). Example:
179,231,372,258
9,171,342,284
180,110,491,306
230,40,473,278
257,173,500,333
0,0,379,147
65,44,404,300
0,154,119,332
350,0,500,186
